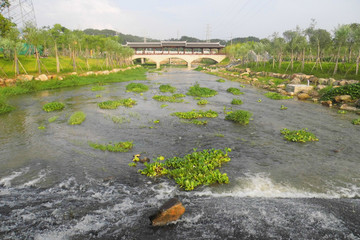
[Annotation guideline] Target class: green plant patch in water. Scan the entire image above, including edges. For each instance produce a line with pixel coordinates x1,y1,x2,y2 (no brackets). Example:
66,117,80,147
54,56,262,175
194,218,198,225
265,92,293,100
225,110,252,125
96,94,102,98
68,111,86,125
159,84,176,93
153,94,185,103
231,99,243,105
172,109,218,119
187,83,218,98
42,102,65,112
160,104,168,108
280,105,288,110
48,116,59,123
216,79,225,83
352,118,360,125
197,99,209,105
138,148,231,191
89,141,133,152
337,110,347,114
38,125,46,130
180,119,208,125
91,86,105,91
126,83,149,93
226,87,243,95
0,98,15,115
280,128,319,142
98,98,137,109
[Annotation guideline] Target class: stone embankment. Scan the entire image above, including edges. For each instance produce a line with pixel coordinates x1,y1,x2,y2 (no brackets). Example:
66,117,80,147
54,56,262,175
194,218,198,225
0,65,141,88
202,66,360,112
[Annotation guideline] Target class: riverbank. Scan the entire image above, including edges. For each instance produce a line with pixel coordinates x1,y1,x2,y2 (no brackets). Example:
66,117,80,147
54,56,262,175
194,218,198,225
0,65,147,114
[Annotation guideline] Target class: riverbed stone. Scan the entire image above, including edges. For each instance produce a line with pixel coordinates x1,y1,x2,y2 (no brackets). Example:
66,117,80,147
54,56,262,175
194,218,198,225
0,78,5,86
321,100,333,107
17,75,34,82
355,99,360,108
290,77,301,84
318,78,328,85
340,104,359,111
286,84,314,94
5,79,16,86
316,85,327,90
149,198,185,226
38,74,48,81
297,93,311,100
334,95,352,103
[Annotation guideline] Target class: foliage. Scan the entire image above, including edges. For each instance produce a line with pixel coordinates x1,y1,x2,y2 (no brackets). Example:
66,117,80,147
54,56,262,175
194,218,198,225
160,104,168,108
265,92,293,100
320,83,360,101
138,148,231,191
280,105,288,110
337,110,347,114
126,82,149,93
216,79,225,83
91,85,105,91
152,94,185,103
280,128,319,142
0,96,14,114
186,83,218,98
231,98,243,105
89,141,133,152
352,118,360,125
68,111,86,125
184,119,208,125
159,84,176,93
226,87,244,95
197,99,209,105
42,101,65,112
96,94,102,98
225,110,253,125
98,98,136,109
48,116,59,123
172,109,218,119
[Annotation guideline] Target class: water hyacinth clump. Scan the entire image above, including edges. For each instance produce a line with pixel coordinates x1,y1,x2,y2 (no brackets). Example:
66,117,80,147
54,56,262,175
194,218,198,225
42,102,65,112
0,96,15,115
225,110,252,125
98,98,137,109
187,83,218,98
152,94,185,103
280,128,319,142
48,116,59,123
68,111,86,125
265,92,293,100
226,88,243,95
91,86,105,91
172,109,218,119
89,141,133,152
216,79,225,83
138,148,232,191
197,99,209,105
126,83,149,93
231,99,243,105
352,118,360,125
159,84,176,93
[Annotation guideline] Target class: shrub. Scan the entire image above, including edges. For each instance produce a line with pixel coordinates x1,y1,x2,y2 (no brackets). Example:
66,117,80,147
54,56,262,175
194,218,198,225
159,84,176,93
187,83,218,97
89,141,133,152
280,128,319,142
98,98,136,109
138,148,231,191
231,99,243,105
42,102,65,112
172,110,218,119
197,99,209,105
320,83,360,101
352,118,360,125
265,92,293,100
226,87,243,95
126,83,149,93
68,111,86,125
225,110,252,125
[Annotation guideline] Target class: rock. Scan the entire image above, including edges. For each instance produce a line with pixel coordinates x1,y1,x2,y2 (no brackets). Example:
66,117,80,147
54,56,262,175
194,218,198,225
245,68,251,73
321,100,332,107
0,79,5,87
316,85,327,91
348,80,359,84
286,84,313,94
339,80,347,86
297,93,311,100
102,70,110,75
328,78,336,85
58,76,64,81
252,78,258,82
334,95,352,103
38,74,48,81
318,78,328,85
308,90,320,98
71,72,77,75
17,75,34,82
5,79,16,86
309,76,319,84
277,84,286,89
140,157,150,163
290,77,301,84
149,198,185,226
48,75,56,80
86,71,95,76
340,104,359,111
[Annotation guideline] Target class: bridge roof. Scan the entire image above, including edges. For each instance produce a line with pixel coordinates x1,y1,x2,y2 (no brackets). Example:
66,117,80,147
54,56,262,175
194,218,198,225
126,41,224,48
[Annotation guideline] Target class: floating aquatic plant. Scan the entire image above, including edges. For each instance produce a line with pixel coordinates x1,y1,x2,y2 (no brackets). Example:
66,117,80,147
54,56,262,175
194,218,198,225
89,141,133,152
265,92,293,100
159,84,176,93
42,102,65,112
98,98,136,109
126,83,149,93
68,111,86,125
280,128,319,142
225,110,252,125
226,87,243,95
187,83,218,98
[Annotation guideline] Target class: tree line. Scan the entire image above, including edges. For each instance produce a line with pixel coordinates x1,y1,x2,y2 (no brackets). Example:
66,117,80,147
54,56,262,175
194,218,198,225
225,20,360,77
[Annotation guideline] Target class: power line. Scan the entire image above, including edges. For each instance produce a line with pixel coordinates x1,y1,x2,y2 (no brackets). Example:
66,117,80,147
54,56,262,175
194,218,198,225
1,0,37,29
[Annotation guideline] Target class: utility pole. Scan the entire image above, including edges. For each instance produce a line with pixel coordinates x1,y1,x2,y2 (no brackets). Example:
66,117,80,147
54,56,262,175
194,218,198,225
1,0,37,29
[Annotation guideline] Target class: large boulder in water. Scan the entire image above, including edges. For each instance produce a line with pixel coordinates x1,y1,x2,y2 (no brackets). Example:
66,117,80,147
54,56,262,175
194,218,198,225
149,198,185,226
334,95,352,103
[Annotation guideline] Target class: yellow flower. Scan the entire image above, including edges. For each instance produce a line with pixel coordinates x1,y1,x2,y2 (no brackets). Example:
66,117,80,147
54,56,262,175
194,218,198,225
159,156,165,161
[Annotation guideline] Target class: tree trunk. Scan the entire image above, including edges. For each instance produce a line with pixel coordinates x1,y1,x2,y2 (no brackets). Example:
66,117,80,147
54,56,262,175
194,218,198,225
272,57,275,69
14,49,19,76
55,42,60,73
35,47,41,74
72,49,76,72
301,48,305,72
291,49,294,71
356,49,360,75
333,46,341,76
278,53,282,69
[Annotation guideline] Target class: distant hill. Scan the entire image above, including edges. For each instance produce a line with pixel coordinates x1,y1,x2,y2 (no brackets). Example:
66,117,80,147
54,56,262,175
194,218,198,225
83,28,259,46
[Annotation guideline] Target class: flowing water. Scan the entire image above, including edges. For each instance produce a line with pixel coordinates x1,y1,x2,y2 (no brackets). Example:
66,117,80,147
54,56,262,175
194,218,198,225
0,69,359,239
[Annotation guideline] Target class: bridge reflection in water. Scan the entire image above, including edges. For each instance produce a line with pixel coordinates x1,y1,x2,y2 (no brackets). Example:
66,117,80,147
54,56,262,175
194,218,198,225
125,41,226,68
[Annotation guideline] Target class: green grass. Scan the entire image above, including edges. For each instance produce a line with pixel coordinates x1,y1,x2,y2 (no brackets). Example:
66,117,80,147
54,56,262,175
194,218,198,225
172,110,218,119
226,87,244,95
280,105,288,110
48,115,59,123
68,111,86,125
160,104,168,108
89,141,133,152
42,101,65,112
264,92,293,100
98,98,136,109
320,83,360,101
225,110,252,125
197,99,209,105
0,96,15,115
152,94,185,103
91,85,106,91
159,84,176,93
216,79,225,83
186,83,218,98
138,148,231,191
352,118,360,125
257,76,288,86
280,128,319,142
126,82,149,93
231,99,243,105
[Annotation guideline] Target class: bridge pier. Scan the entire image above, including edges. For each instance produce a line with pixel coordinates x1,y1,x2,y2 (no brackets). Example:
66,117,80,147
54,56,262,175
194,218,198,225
187,61,192,69
156,62,161,69
141,58,145,64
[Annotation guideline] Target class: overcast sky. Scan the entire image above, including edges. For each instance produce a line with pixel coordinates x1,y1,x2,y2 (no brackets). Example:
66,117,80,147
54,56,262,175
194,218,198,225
33,0,360,40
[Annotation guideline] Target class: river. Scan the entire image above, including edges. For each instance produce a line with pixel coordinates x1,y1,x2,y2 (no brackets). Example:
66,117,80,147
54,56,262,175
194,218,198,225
0,69,359,239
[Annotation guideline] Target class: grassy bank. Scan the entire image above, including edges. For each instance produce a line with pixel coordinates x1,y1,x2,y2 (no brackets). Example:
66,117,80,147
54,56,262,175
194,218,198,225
0,67,147,114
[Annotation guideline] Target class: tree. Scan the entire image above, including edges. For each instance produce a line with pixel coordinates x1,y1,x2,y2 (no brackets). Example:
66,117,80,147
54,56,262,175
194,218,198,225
349,23,360,75
270,33,285,69
333,24,350,76
23,23,43,74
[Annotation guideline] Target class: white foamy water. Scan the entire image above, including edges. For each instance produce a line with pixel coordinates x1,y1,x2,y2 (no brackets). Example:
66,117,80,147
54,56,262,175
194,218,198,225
0,168,28,187
20,169,49,188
